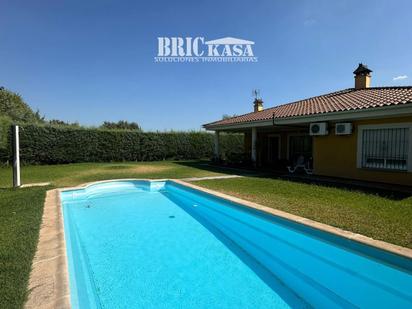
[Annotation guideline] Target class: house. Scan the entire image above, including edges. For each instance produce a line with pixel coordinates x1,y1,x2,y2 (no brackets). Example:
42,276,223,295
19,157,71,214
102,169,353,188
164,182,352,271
203,64,412,186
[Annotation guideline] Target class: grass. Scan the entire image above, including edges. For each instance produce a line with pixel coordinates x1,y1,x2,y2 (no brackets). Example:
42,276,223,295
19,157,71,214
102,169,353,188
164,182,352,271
195,177,412,249
1,161,411,308
0,187,47,309
0,161,229,188
0,160,229,309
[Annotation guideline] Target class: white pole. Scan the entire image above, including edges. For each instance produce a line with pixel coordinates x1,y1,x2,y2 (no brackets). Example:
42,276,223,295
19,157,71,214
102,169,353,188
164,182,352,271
12,125,21,187
251,127,257,166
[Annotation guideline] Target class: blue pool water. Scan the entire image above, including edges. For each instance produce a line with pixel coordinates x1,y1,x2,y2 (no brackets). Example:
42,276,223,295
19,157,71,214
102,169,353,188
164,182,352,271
61,180,412,308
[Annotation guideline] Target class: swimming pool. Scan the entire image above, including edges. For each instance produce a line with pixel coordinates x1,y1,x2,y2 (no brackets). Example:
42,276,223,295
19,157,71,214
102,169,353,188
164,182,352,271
61,180,412,308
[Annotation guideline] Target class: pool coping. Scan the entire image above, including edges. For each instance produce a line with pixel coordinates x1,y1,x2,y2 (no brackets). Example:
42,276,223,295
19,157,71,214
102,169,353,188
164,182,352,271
172,179,412,260
25,178,412,308
25,189,70,309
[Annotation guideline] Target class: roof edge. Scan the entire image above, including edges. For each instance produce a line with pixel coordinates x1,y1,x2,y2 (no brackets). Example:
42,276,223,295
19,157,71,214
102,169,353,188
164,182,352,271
204,103,412,130
203,86,412,128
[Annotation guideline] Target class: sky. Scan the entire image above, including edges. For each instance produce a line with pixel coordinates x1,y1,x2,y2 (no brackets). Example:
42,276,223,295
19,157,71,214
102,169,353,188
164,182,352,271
1,0,411,131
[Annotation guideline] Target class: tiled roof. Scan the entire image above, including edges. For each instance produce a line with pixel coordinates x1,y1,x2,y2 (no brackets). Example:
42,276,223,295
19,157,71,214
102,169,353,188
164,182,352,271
204,87,412,128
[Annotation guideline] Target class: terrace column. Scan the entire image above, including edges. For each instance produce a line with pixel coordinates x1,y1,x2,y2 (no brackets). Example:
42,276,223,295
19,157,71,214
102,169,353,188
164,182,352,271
251,127,257,166
214,131,220,160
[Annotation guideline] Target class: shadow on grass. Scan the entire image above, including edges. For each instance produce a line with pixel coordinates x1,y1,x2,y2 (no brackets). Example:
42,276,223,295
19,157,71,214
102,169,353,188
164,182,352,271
175,161,412,201
174,160,261,176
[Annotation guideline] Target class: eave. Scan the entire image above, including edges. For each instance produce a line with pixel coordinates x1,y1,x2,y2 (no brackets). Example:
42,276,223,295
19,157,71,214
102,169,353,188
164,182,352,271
203,103,412,131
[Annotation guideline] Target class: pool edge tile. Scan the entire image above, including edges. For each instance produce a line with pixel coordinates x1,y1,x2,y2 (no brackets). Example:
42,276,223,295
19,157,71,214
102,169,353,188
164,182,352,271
172,179,412,260
25,189,70,309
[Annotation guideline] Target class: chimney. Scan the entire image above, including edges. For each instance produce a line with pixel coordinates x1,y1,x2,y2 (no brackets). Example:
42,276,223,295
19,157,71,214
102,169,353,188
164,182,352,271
253,98,263,112
353,63,372,89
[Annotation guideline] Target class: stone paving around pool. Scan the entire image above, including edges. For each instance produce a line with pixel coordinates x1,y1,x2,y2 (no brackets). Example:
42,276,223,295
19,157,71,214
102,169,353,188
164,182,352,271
25,190,70,309
181,174,243,182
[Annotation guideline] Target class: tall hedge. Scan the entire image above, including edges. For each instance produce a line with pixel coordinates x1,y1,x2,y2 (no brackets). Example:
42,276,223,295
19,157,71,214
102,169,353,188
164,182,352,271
3,124,243,164
0,116,12,162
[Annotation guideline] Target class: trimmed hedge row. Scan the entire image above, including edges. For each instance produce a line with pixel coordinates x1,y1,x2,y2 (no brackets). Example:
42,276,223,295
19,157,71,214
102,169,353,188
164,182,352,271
1,124,244,164
0,116,13,162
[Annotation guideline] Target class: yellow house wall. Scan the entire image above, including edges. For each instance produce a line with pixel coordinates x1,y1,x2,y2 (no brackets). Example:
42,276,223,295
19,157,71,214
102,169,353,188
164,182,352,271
313,117,412,186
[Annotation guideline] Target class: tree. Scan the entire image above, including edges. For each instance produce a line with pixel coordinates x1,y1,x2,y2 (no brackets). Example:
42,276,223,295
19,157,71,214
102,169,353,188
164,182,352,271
222,114,238,120
0,87,45,155
49,119,80,127
0,87,44,123
100,120,142,131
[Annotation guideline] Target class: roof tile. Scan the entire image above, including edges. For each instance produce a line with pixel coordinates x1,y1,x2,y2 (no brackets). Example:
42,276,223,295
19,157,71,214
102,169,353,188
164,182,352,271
204,87,412,128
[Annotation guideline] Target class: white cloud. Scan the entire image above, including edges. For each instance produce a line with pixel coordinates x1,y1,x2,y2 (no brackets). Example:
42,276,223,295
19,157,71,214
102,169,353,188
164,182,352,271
393,75,408,81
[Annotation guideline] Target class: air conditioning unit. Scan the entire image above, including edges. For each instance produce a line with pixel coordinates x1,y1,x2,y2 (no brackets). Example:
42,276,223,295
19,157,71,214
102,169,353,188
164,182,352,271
335,123,353,135
309,122,328,136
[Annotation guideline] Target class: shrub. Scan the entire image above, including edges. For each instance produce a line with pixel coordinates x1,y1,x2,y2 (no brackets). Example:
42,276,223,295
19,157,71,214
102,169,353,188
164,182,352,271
1,124,244,164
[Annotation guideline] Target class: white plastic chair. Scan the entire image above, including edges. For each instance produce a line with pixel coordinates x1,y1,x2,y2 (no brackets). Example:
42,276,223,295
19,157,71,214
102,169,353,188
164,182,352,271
287,155,313,175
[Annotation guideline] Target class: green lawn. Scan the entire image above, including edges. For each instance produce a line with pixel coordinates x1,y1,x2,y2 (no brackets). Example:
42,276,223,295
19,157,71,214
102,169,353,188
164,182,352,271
0,161,229,188
0,160,229,309
196,177,412,249
0,161,411,308
0,187,47,309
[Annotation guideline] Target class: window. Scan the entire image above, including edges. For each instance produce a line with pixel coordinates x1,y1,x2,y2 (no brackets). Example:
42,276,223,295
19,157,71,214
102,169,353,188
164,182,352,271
289,135,312,163
358,124,412,171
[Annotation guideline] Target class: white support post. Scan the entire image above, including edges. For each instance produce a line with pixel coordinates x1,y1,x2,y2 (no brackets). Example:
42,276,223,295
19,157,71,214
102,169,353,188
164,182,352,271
251,127,257,165
214,131,220,160
12,125,21,187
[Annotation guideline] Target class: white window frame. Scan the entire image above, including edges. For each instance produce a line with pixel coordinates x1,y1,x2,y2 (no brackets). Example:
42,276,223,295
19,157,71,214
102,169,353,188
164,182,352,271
357,123,412,172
